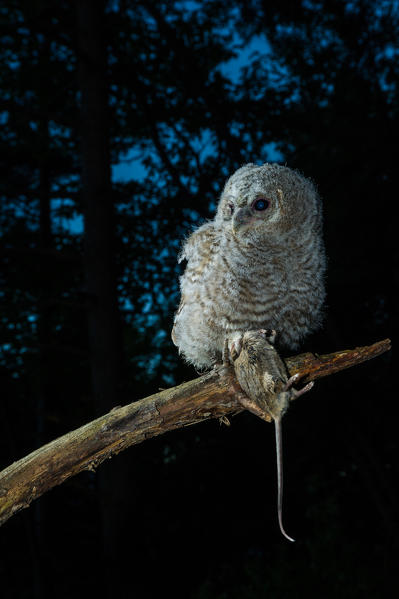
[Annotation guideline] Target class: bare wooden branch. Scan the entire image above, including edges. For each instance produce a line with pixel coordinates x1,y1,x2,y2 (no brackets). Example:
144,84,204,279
0,338,390,527
284,338,391,383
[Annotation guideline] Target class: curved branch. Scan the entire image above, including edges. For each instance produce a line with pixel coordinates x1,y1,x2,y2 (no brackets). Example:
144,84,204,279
0,338,390,527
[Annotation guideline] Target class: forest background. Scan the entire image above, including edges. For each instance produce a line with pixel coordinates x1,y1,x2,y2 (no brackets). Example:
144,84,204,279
0,1,397,597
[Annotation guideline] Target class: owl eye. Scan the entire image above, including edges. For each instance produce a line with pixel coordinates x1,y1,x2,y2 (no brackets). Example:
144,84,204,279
252,198,270,212
253,198,270,211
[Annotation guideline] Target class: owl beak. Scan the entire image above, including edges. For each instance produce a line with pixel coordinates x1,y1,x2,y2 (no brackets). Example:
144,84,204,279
232,206,252,235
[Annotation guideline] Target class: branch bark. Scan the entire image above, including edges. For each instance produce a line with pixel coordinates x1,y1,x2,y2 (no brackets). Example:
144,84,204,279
0,339,390,527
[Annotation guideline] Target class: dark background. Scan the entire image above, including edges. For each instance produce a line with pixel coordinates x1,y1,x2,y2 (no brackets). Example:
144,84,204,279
0,1,397,597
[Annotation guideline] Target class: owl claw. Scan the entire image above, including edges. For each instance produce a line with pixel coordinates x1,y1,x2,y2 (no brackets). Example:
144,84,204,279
222,338,231,365
215,339,236,380
228,333,244,361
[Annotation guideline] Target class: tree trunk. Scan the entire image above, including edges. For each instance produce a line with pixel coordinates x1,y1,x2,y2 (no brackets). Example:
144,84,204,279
76,1,126,592
76,0,121,414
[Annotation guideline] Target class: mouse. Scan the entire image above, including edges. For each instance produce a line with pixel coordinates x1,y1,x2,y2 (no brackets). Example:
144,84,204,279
229,328,314,542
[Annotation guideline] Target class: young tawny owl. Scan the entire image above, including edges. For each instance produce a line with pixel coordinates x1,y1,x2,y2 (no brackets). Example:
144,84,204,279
172,163,326,369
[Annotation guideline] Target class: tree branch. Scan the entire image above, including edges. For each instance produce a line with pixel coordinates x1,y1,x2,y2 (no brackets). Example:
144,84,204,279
0,339,390,527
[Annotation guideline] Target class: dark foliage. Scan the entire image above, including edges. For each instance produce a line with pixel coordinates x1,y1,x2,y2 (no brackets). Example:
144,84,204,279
0,1,397,597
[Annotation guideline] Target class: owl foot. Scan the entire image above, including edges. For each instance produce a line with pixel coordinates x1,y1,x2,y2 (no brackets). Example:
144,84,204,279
222,338,232,365
213,339,236,377
229,329,278,361
228,334,243,362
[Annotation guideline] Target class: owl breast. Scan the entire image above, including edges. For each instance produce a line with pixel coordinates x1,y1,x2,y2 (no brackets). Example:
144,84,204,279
172,227,325,369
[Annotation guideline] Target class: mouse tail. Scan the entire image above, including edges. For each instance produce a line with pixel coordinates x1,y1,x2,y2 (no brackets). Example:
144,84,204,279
275,417,295,543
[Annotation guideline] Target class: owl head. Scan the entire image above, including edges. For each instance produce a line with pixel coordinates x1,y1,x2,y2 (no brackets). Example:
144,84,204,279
215,163,321,241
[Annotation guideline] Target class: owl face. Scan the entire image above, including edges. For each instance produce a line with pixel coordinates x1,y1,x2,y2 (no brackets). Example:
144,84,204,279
216,163,320,241
228,194,278,236
217,164,282,238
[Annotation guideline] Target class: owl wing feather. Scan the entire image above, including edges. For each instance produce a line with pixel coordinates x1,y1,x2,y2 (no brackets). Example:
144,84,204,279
171,221,219,346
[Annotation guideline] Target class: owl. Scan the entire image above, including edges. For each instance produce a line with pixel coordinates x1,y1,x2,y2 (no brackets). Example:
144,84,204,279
172,163,326,369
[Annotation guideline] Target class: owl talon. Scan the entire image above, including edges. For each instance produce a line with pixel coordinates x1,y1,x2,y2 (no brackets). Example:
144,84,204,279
214,339,235,378
229,341,240,361
222,338,231,366
229,333,244,361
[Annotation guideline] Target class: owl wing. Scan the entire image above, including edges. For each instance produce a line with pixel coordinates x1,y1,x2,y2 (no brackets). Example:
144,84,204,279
171,221,219,346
